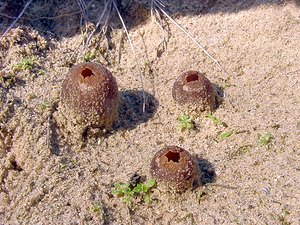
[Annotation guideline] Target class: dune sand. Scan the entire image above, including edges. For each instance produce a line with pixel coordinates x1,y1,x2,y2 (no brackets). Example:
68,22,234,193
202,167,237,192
0,1,300,224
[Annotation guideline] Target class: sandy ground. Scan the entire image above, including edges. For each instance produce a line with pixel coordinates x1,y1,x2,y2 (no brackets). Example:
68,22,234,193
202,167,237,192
0,0,300,224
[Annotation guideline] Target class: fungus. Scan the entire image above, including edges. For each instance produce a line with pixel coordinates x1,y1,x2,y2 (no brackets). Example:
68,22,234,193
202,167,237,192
172,71,216,112
57,62,119,139
150,146,199,192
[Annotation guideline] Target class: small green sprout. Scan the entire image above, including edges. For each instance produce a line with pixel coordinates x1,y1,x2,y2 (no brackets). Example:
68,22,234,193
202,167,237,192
220,130,233,139
111,182,132,201
37,70,46,76
84,51,96,62
90,203,102,213
229,145,252,159
40,101,50,111
177,114,194,131
205,113,228,127
205,113,222,125
27,93,37,100
111,179,156,205
13,58,35,71
258,133,272,146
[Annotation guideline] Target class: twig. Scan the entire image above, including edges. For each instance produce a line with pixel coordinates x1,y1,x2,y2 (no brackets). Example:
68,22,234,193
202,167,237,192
77,0,88,21
112,0,146,113
1,0,96,22
83,0,112,59
0,0,33,41
153,0,227,74
150,2,169,52
0,11,82,21
0,13,20,19
117,31,125,63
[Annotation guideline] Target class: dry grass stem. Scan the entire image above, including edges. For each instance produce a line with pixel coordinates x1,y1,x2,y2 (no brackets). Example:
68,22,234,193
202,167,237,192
83,0,112,59
112,0,146,112
153,0,227,73
150,3,169,52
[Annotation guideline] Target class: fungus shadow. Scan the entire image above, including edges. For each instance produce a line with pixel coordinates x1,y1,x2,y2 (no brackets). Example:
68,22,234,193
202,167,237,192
194,156,216,188
114,90,158,130
213,83,225,110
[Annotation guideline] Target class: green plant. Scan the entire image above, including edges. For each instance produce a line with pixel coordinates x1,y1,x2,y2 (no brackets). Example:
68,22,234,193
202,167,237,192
90,203,103,213
177,114,194,131
13,58,35,71
39,101,50,111
111,179,156,205
37,70,46,76
205,113,227,127
84,51,96,62
220,130,233,139
27,93,37,100
205,113,222,125
258,133,272,146
229,145,252,159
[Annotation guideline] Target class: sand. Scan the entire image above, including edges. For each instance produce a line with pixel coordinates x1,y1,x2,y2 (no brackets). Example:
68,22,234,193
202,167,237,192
0,0,300,224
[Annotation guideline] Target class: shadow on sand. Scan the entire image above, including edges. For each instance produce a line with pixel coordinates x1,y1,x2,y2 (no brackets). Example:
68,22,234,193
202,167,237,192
192,155,216,189
114,89,159,130
0,0,298,38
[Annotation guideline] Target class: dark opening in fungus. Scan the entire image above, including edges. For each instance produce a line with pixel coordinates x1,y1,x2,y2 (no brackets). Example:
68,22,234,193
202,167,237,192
172,71,216,112
165,151,180,162
186,73,199,83
81,68,94,78
150,146,199,192
57,62,119,140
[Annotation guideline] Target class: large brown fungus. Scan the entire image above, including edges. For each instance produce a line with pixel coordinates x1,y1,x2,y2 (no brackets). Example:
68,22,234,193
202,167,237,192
57,62,119,139
172,70,216,113
150,146,199,192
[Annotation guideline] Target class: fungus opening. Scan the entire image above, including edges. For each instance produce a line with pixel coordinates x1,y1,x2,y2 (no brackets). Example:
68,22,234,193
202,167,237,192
165,151,180,163
81,68,94,78
186,73,199,83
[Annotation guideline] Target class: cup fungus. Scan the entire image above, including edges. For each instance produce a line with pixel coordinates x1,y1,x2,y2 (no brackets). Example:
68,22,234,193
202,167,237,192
57,62,119,139
150,146,199,192
172,71,216,113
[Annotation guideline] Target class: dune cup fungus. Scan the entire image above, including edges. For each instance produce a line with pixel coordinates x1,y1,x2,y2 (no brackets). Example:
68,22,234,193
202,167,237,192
172,71,216,113
150,146,199,192
57,62,119,139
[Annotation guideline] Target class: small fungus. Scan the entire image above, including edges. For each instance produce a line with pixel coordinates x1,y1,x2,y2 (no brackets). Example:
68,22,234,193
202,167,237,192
172,71,216,112
150,146,199,192
57,62,119,139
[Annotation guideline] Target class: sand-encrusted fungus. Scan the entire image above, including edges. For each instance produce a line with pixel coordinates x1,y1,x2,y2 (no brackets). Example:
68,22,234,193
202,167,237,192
150,146,199,192
57,62,119,139
172,71,216,113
